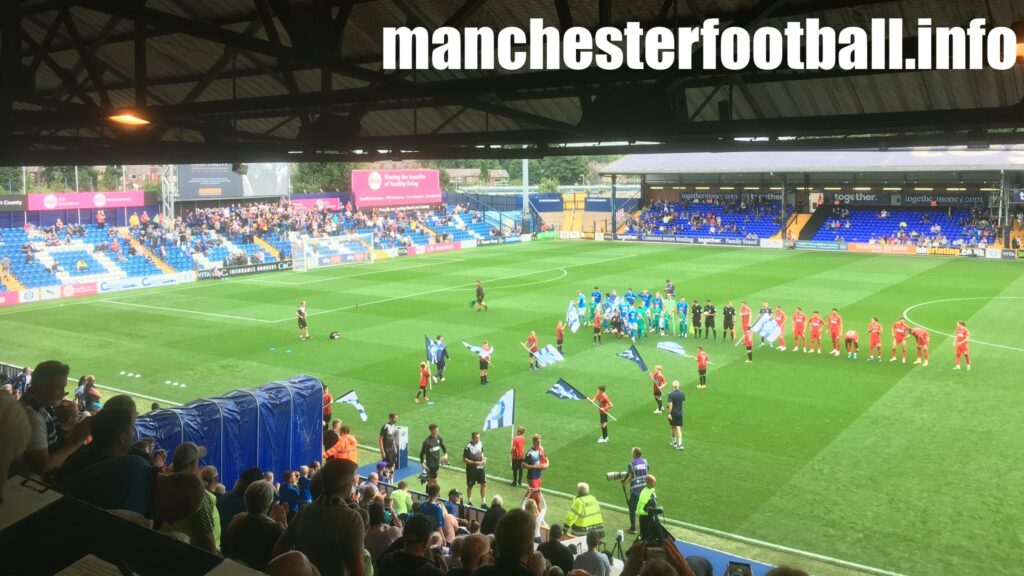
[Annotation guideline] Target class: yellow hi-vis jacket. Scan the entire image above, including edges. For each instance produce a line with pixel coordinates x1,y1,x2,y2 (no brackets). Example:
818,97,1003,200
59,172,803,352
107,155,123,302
563,494,604,534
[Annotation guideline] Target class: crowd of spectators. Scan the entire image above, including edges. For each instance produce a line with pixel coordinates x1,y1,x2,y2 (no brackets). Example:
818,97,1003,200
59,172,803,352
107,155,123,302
628,197,786,240
2,360,814,576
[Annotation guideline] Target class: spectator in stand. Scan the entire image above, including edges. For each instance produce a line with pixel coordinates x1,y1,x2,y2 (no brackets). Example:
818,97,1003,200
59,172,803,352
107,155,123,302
15,360,90,480
325,425,358,464
219,466,265,543
273,458,365,576
417,483,446,532
96,209,106,228
162,442,221,555
56,405,134,483
59,453,204,525
537,524,574,574
11,366,30,399
449,533,492,576
224,479,288,571
378,514,446,576
572,529,611,576
364,501,402,567
53,400,81,446
480,495,506,535
280,470,304,517
391,480,413,521
0,391,31,502
298,465,314,505
358,472,380,500
201,466,220,497
444,488,462,517
266,551,322,576
152,448,168,469
474,509,540,576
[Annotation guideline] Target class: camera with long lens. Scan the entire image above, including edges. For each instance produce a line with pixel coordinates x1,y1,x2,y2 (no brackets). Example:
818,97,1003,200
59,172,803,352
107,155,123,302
605,471,628,481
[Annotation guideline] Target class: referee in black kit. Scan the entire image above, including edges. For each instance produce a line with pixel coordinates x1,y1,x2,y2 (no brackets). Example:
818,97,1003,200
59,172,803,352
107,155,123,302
703,299,717,341
475,280,488,312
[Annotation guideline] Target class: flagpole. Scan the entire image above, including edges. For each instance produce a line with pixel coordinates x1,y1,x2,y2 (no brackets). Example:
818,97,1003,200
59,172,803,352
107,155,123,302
587,398,619,421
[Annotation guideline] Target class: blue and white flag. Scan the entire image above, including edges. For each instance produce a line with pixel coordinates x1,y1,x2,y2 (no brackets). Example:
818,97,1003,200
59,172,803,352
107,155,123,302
566,301,581,333
534,344,564,368
463,341,493,358
657,341,687,356
334,389,368,422
619,345,648,372
546,378,586,400
425,335,445,364
483,389,515,431
751,313,781,343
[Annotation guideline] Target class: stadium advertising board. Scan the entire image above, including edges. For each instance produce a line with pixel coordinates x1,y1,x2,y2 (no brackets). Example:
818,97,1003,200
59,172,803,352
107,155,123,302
901,193,986,207
61,283,98,298
0,194,27,212
1011,189,1024,205
503,235,522,243
530,194,564,212
847,242,917,255
925,246,986,257
99,272,194,293
559,231,582,239
289,197,341,211
351,169,442,208
0,291,19,307
197,260,294,280
760,239,784,249
27,191,146,211
178,163,290,199
679,192,740,202
477,238,505,246
1001,249,1018,260
408,241,462,255
632,234,760,247
793,240,848,251
584,198,611,211
536,231,559,240
319,253,368,266
825,192,891,206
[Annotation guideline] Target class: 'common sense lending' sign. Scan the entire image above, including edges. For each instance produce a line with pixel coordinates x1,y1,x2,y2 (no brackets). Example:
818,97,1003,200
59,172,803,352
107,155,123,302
351,170,441,208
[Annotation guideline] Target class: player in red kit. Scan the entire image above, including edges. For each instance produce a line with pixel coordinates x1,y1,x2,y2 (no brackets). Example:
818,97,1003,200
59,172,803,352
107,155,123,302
692,346,711,389
808,311,824,354
593,385,613,443
953,321,971,371
774,306,787,351
524,330,539,371
828,308,843,356
911,327,930,367
650,365,667,413
556,321,565,353
735,328,754,363
867,317,883,362
844,329,859,359
739,301,752,333
415,361,431,403
792,307,808,352
891,317,910,363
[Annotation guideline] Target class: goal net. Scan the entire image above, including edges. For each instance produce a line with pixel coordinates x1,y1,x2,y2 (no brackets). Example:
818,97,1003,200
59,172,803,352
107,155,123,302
290,232,375,272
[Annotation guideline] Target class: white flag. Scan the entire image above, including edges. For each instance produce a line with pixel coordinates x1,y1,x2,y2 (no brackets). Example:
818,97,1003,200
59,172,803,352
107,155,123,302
334,389,368,422
751,313,781,342
534,344,565,368
483,389,515,431
566,301,581,333
657,341,687,356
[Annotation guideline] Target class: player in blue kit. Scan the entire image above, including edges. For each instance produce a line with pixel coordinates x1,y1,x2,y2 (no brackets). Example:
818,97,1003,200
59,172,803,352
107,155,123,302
627,307,639,341
624,289,637,305
639,289,652,308
576,291,587,324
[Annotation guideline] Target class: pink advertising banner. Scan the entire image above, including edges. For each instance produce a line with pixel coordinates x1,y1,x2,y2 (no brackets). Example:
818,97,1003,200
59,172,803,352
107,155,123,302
408,241,462,256
27,191,147,211
0,292,19,307
351,170,442,208
289,197,341,211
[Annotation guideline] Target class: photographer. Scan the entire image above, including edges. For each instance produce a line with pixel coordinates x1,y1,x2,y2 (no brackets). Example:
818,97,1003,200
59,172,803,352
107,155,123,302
562,482,604,539
636,474,663,544
622,447,649,535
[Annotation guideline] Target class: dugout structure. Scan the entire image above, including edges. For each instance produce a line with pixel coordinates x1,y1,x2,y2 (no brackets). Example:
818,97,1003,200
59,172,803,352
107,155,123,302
290,231,375,272
133,375,324,489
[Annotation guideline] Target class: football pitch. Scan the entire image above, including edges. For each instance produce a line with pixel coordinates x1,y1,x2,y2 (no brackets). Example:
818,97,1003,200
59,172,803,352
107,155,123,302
3,241,1023,575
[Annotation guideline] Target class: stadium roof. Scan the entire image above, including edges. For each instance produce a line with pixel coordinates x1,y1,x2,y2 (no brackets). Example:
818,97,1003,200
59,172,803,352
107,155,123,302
3,0,1024,165
602,147,1024,174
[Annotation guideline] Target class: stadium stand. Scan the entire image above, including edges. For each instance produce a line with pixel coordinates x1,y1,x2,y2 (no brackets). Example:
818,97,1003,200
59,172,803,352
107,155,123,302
628,199,786,239
810,207,998,247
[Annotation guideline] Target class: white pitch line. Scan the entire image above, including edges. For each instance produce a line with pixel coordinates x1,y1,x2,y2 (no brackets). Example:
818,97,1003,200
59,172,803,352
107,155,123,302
488,268,567,290
903,296,1024,352
353,444,906,576
97,299,277,323
94,384,183,406
275,253,636,323
274,258,467,286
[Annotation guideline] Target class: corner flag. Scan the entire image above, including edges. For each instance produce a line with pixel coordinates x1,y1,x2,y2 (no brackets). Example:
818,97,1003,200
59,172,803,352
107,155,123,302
334,390,368,422
546,378,586,400
619,345,648,372
483,389,515,431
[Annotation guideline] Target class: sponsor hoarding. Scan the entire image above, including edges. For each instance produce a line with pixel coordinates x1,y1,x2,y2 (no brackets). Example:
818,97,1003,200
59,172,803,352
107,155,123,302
477,238,505,246
289,197,341,211
629,234,761,247
559,231,582,239
178,163,290,199
27,191,147,211
926,247,985,257
0,292,20,307
0,195,27,212
536,231,559,240
679,192,741,202
197,260,293,280
794,240,848,251
408,241,462,255
1012,189,1024,205
825,192,892,206
40,286,61,301
530,194,564,212
759,239,784,249
846,242,917,255
1001,249,1018,260
99,272,194,293
901,193,986,207
61,283,98,299
351,169,442,208
19,288,39,303
986,249,1003,260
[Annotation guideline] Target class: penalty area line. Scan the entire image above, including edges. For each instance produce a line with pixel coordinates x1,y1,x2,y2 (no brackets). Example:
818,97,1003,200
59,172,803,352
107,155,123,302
96,299,277,324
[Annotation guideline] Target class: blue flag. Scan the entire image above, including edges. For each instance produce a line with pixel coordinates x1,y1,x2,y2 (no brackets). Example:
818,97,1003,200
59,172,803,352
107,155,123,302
483,389,515,431
751,313,781,343
463,341,493,358
534,344,564,368
334,389,368,422
657,341,687,356
566,301,581,333
425,335,444,364
547,378,586,400
619,345,648,372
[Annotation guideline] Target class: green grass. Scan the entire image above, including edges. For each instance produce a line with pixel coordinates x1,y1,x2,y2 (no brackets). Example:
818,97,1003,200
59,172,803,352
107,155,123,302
3,240,1023,576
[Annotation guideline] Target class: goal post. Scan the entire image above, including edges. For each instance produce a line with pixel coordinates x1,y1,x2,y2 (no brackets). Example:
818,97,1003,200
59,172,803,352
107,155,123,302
290,232,375,272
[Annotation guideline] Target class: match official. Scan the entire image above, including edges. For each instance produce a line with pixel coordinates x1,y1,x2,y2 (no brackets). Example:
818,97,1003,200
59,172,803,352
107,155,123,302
475,280,488,312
